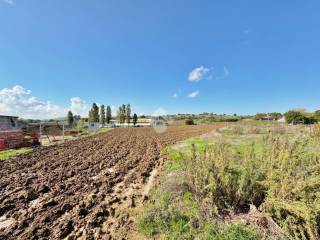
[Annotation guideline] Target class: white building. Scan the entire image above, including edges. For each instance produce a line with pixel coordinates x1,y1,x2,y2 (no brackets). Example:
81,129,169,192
277,117,286,123
88,122,100,129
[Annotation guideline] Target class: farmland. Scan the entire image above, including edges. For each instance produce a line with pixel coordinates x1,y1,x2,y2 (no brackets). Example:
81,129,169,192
0,125,218,240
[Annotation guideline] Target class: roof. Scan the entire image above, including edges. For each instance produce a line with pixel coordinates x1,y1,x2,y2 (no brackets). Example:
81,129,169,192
0,115,18,118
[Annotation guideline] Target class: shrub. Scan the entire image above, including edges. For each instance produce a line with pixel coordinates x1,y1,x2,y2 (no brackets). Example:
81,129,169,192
314,110,320,121
183,142,265,214
180,136,320,239
254,113,267,120
254,112,282,121
284,111,306,124
284,110,317,124
140,126,320,240
185,118,195,125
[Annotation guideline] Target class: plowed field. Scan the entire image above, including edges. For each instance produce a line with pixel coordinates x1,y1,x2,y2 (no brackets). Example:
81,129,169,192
0,125,218,240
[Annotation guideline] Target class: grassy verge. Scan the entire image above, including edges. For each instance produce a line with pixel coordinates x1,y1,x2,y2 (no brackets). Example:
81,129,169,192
0,148,32,161
138,124,320,240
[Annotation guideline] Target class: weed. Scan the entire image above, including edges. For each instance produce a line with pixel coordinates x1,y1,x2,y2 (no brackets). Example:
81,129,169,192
140,124,320,239
164,150,184,172
0,148,32,161
231,126,244,135
214,224,265,240
311,123,320,139
138,191,192,239
181,135,320,239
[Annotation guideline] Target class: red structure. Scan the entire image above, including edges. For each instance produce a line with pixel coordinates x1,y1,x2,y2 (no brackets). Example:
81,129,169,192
0,130,40,150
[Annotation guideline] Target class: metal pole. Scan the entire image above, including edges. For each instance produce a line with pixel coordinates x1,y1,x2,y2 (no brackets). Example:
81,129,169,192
63,123,65,142
39,123,42,145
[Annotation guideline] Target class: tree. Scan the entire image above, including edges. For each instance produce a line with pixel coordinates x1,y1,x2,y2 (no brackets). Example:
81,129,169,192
269,112,283,120
254,112,282,121
100,105,106,125
117,106,121,124
314,110,320,122
133,113,138,126
77,119,88,129
67,111,74,127
89,103,99,122
126,104,131,124
73,115,81,121
284,111,306,124
254,113,267,120
106,105,112,124
117,105,125,124
121,104,126,124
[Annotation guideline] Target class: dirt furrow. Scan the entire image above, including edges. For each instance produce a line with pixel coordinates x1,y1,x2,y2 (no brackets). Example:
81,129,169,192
0,125,219,240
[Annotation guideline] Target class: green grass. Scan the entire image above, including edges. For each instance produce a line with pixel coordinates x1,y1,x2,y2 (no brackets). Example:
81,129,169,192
201,224,264,240
97,128,110,133
0,148,32,161
164,150,184,173
187,138,214,153
138,188,265,240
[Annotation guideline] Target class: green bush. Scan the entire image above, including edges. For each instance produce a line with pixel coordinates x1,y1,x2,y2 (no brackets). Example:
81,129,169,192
284,111,305,124
185,118,195,125
284,110,317,124
180,136,320,239
314,110,320,121
140,125,320,240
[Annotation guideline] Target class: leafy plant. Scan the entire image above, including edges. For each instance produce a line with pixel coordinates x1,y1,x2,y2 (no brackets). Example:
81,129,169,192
185,118,195,125
181,135,320,239
284,110,316,124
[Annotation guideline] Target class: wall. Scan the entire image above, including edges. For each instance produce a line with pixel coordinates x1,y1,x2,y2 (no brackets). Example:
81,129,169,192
0,116,19,131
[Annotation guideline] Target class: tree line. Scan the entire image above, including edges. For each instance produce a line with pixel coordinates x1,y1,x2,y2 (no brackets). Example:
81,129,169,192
67,103,138,126
255,110,320,124
87,103,112,125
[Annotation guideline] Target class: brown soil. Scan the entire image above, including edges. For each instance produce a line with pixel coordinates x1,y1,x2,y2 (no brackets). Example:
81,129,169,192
0,125,218,240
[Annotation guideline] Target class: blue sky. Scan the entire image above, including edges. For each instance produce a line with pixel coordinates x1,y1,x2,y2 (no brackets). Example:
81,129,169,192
0,0,320,118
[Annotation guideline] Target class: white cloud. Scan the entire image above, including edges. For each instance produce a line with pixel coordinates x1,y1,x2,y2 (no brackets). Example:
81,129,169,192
188,66,209,82
2,0,14,4
188,91,199,98
0,85,87,119
172,93,178,98
70,97,89,117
